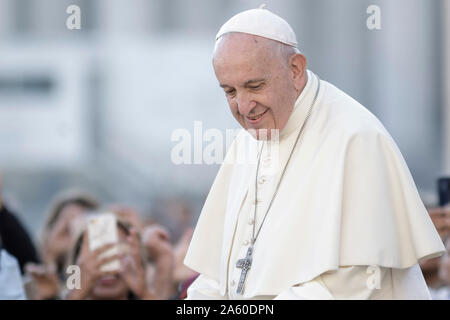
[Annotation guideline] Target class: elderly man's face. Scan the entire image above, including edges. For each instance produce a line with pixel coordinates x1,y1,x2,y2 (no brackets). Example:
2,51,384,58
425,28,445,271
213,33,302,139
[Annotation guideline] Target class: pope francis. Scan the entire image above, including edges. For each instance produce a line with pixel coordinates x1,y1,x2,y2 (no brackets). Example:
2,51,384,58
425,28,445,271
183,7,445,299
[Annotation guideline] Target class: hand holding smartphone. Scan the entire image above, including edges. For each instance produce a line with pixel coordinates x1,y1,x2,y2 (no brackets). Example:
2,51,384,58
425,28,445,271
87,213,120,272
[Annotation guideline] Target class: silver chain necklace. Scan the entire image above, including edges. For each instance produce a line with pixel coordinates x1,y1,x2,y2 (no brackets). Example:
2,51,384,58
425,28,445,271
235,74,321,295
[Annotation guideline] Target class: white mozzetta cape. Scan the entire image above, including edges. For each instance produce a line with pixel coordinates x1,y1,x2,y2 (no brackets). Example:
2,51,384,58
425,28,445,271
184,70,445,298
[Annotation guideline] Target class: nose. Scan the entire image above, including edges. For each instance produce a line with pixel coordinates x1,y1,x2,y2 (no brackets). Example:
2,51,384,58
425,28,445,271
236,92,256,116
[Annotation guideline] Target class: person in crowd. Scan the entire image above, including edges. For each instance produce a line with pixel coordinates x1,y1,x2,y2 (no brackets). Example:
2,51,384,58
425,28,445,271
420,255,443,293
0,175,40,274
25,189,98,299
109,204,180,299
65,219,156,300
141,219,198,299
1,176,201,300
422,206,450,299
147,196,198,298
109,205,144,232
433,236,450,299
0,233,27,299
185,7,444,299
173,228,197,287
141,223,176,299
39,190,99,273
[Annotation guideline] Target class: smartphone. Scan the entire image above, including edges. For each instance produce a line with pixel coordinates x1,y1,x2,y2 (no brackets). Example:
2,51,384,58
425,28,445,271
87,213,120,272
438,177,450,207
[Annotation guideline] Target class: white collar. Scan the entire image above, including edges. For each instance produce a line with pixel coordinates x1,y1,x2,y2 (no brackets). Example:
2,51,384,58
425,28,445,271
279,69,318,140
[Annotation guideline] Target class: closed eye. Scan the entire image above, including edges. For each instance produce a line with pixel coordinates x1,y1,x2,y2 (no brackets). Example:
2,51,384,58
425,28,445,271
225,88,236,96
247,83,264,91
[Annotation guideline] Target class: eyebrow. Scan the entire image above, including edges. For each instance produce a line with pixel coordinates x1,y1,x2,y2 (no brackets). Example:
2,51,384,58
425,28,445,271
244,79,265,87
219,78,265,89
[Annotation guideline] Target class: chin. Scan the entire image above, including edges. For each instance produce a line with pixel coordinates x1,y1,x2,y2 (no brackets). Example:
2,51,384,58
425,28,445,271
91,283,128,300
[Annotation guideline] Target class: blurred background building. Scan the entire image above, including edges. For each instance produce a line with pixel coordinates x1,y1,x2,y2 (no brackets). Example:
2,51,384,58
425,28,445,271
0,0,449,241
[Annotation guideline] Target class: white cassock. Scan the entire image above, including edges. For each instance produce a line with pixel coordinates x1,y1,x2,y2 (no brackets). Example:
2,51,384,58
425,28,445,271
184,70,445,300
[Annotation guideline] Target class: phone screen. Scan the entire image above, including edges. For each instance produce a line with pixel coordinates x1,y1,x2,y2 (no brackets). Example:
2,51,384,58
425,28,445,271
87,213,120,272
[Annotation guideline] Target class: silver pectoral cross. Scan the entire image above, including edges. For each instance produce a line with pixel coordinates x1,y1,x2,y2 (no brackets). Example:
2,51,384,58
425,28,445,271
236,245,253,295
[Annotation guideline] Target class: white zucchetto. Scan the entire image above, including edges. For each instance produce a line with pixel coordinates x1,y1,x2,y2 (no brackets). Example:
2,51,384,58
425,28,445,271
215,5,298,48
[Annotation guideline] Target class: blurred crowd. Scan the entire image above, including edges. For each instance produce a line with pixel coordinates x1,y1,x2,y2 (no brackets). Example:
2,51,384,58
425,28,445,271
0,177,199,300
1,175,450,299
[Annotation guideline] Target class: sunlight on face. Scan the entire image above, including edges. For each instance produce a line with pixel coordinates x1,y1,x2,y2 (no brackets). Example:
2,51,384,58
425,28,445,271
213,33,299,140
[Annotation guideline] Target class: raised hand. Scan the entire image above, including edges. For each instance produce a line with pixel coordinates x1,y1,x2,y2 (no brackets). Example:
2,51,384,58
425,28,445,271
141,224,175,299
119,228,151,299
173,228,196,283
25,263,60,300
142,224,173,260
66,232,121,300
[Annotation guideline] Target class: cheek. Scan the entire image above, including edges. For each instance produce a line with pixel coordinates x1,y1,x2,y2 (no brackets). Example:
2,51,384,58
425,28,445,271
270,92,293,122
228,99,237,113
261,96,280,120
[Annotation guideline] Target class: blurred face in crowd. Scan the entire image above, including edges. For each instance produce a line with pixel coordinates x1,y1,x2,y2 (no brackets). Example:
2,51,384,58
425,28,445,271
89,228,130,300
46,203,88,263
212,32,307,140
57,203,87,237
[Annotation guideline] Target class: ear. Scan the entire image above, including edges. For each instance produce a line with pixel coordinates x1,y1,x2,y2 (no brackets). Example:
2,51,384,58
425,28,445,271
288,53,307,91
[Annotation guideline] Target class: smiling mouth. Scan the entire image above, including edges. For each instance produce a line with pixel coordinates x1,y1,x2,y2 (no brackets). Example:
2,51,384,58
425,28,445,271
246,109,268,121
